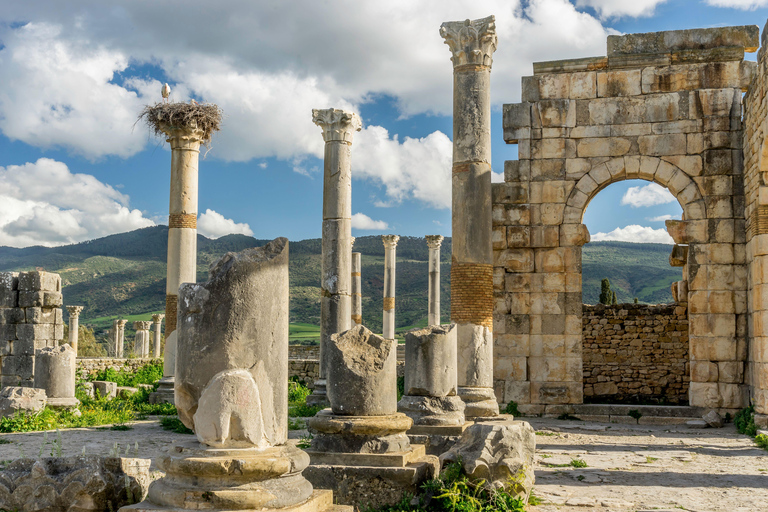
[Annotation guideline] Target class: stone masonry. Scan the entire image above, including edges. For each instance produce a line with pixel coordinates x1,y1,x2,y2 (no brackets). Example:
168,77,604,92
582,303,689,404
496,26,757,411
0,271,64,388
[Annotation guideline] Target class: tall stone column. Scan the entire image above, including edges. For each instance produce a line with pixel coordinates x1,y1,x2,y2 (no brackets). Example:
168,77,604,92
134,321,152,358
440,15,499,418
306,108,362,407
382,235,399,340
111,319,119,357
116,319,127,358
351,252,362,325
152,314,165,359
65,305,84,355
425,236,444,326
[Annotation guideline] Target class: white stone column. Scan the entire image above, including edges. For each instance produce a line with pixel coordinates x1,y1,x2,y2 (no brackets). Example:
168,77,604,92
426,236,444,326
152,314,165,359
440,15,499,417
352,252,362,325
134,321,152,358
382,235,399,340
65,305,84,355
116,319,127,358
307,108,362,406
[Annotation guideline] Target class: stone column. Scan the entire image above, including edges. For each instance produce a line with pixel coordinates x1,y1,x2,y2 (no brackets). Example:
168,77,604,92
425,236,444,326
116,319,127,358
351,252,362,325
382,235,399,340
111,319,119,357
35,345,79,410
440,15,499,417
65,306,84,355
307,108,362,407
152,314,165,359
134,321,152,358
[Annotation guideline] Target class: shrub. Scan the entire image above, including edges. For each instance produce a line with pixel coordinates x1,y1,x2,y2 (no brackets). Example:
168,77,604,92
288,378,311,404
735,405,757,437
504,401,521,417
90,361,163,387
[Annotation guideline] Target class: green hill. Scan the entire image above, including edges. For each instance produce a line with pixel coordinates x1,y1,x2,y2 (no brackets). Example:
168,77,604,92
0,227,680,344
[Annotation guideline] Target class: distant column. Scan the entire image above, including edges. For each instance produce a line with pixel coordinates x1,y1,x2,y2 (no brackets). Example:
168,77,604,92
426,236,444,326
111,319,119,357
307,108,362,407
65,306,84,355
134,321,152,358
352,252,362,326
152,314,165,359
382,235,399,340
116,319,127,358
440,15,499,418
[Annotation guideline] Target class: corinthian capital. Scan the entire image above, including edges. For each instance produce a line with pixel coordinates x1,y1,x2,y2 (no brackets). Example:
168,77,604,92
425,235,444,250
439,15,497,69
382,235,400,249
66,305,84,318
312,108,362,143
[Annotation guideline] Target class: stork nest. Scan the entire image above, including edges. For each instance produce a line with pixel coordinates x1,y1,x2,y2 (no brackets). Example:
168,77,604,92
138,101,223,142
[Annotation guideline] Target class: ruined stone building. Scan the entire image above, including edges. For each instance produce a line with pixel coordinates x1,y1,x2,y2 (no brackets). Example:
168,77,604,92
493,24,768,427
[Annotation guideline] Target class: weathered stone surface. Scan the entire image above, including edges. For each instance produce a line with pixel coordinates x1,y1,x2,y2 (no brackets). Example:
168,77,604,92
93,380,117,399
0,386,46,418
607,26,759,56
116,386,138,399
0,456,150,512
397,395,465,427
703,409,724,428
440,421,536,500
308,410,412,454
327,325,397,416
34,344,76,403
175,238,289,446
403,324,457,397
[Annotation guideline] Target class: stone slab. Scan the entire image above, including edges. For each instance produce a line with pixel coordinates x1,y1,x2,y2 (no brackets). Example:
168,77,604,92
407,422,472,436
120,489,352,512
607,26,759,56
306,443,426,468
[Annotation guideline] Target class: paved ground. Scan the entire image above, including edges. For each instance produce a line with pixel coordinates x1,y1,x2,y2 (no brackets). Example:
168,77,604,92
525,417,768,512
0,416,765,511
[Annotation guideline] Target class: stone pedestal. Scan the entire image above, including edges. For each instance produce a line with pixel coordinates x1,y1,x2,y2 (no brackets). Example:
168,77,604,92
152,314,165,359
34,344,79,409
65,305,83,355
305,325,437,508
425,236,443,326
307,108,361,408
134,321,152,358
382,235,399,340
440,16,499,419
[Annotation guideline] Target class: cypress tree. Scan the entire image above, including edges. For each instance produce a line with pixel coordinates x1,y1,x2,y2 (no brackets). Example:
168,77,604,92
611,290,617,305
599,278,612,305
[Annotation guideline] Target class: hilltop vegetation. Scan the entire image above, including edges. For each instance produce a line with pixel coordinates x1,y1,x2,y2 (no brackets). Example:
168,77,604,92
0,227,679,348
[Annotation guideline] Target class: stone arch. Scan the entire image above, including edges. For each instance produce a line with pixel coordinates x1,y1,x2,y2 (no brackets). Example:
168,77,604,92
563,157,706,225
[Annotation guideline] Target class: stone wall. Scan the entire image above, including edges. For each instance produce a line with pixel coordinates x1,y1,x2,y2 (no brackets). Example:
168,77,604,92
1,271,64,388
582,303,689,404
742,20,768,426
76,357,162,380
494,26,755,410
289,345,319,360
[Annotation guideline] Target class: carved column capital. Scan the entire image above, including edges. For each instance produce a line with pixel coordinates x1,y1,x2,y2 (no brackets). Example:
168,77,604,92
152,314,165,324
425,235,444,250
312,108,362,143
116,319,128,329
382,234,400,249
134,321,153,331
159,122,206,150
66,305,84,318
439,15,497,69
351,237,356,249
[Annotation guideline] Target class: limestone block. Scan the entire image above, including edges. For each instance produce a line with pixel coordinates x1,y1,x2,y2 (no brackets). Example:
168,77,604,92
504,160,530,182
18,271,61,292
492,182,528,204
530,381,582,404
717,361,744,383
691,360,718,382
327,325,397,416
0,456,150,511
639,134,687,156
577,137,631,158
503,103,532,143
34,344,76,400
0,386,46,418
670,244,688,267
530,226,559,247
495,249,534,273
530,159,565,181
117,386,138,399
565,158,591,179
665,219,707,244
403,324,457,397
535,99,574,127
607,26,759,56
531,139,566,159
440,422,535,499
93,380,117,399
504,381,531,403
641,62,742,93
175,238,289,446
397,395,465,427
597,69,642,97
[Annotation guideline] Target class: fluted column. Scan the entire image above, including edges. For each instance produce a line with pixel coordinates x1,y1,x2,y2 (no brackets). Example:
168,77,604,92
65,306,84,355
307,108,362,406
116,319,127,358
160,123,203,380
426,236,444,326
152,314,165,359
440,15,499,417
134,321,152,358
382,235,399,340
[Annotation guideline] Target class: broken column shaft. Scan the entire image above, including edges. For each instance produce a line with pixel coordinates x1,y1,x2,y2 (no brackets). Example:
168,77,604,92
425,236,443,326
116,319,127,358
65,305,84,355
382,235,399,340
440,15,499,417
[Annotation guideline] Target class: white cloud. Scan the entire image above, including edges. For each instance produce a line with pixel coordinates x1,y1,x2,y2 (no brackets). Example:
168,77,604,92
575,0,667,18
591,225,674,244
197,209,254,239
621,183,676,208
647,214,674,222
351,213,389,231
0,158,154,247
704,0,768,8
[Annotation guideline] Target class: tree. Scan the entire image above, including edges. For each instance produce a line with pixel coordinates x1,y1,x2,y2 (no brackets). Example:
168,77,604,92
63,324,107,357
599,278,613,305
611,290,617,305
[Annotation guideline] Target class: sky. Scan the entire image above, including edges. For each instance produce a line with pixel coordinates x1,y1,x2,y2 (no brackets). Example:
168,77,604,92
0,0,766,248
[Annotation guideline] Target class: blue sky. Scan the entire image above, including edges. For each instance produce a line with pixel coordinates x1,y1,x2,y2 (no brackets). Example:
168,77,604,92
0,0,765,247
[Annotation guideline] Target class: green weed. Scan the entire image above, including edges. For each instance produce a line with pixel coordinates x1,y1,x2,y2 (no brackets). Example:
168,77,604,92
159,417,194,435
504,401,521,417
735,405,757,437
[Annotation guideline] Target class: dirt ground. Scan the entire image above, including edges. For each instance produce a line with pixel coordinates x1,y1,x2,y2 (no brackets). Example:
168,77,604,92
0,416,766,511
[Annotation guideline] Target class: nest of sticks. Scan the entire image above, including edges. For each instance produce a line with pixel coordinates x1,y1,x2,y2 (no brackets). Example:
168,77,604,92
138,101,223,143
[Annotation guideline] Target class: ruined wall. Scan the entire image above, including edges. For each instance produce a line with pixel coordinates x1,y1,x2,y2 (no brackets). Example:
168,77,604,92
0,271,64,387
583,303,689,404
741,21,768,426
495,26,756,411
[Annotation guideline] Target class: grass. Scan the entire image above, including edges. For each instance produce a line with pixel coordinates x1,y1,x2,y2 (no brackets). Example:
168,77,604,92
89,361,163,388
544,458,588,469
160,417,194,435
289,322,321,343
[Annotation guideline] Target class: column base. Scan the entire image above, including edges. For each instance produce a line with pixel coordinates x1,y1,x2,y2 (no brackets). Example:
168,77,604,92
306,379,330,408
149,377,175,405
458,386,499,419
308,410,412,454
46,397,81,413
397,395,465,427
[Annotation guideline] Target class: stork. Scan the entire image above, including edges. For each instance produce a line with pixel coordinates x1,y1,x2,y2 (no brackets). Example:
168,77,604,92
161,83,171,103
